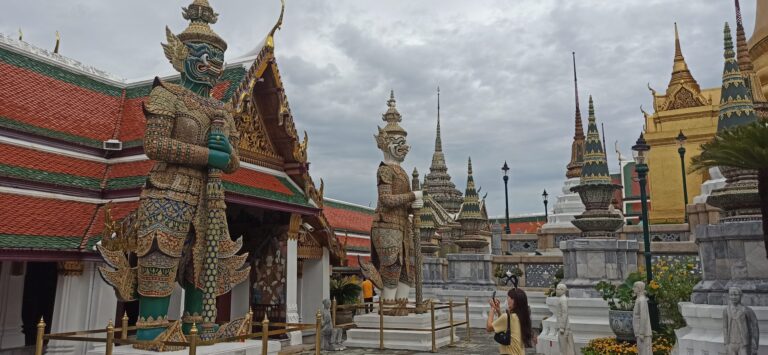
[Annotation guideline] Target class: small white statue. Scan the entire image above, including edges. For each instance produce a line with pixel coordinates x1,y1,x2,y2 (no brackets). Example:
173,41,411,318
724,287,759,355
555,284,575,355
632,281,652,355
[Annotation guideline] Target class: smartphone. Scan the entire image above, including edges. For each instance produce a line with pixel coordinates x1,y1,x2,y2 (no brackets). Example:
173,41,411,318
492,290,496,301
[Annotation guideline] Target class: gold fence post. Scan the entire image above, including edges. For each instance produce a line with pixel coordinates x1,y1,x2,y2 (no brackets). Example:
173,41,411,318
34,317,45,355
121,311,129,340
315,310,322,355
449,299,454,346
188,322,198,355
106,320,115,355
247,307,253,333
261,314,270,355
430,301,436,353
465,296,470,341
378,298,384,350
331,298,337,328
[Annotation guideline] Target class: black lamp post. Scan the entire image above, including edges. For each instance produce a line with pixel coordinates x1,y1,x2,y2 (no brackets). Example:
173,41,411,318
632,133,660,331
502,161,511,234
676,130,689,222
542,189,549,220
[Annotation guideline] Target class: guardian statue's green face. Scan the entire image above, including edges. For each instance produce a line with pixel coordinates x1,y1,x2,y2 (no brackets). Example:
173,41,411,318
183,42,224,88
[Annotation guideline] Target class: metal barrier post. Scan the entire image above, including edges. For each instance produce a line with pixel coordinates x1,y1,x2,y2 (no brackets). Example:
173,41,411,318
331,298,337,327
34,317,45,355
315,310,322,355
247,307,253,333
261,314,270,355
465,296,470,341
106,320,115,355
379,298,384,350
449,299,455,345
121,311,129,340
188,322,198,355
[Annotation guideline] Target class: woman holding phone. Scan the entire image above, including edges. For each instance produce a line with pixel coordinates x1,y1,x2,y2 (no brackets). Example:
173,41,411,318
486,288,534,355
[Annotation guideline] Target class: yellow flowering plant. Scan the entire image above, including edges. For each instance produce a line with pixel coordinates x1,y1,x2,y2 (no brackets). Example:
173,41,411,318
581,336,674,355
641,257,700,330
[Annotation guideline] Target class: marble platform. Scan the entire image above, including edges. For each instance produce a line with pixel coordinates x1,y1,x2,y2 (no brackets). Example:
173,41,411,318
86,340,281,355
673,302,768,355
536,297,613,355
344,311,458,351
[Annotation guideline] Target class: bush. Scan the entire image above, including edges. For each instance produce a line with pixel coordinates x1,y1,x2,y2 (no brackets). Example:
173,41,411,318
643,257,700,330
330,276,362,305
581,336,673,355
595,272,644,311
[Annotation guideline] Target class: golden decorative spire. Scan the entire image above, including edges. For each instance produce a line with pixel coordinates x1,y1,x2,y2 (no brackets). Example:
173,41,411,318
176,0,227,50
748,0,768,49
667,23,700,93
734,0,768,104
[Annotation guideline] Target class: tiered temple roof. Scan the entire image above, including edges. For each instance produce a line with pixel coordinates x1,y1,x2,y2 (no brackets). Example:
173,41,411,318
580,97,612,185
0,26,346,261
718,22,757,130
423,87,463,214
650,23,709,112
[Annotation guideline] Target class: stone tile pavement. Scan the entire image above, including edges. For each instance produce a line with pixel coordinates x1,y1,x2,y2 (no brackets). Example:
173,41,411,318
296,329,539,355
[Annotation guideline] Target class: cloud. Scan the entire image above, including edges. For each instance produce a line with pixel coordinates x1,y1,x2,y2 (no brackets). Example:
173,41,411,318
0,0,757,216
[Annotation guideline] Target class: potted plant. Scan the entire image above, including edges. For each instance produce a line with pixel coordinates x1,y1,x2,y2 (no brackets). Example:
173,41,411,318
595,272,644,342
330,276,362,325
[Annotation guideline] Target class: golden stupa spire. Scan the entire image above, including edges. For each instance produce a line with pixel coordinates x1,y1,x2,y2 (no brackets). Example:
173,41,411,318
667,22,700,93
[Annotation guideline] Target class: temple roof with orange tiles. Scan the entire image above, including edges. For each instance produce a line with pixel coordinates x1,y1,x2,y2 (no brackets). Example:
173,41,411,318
0,28,345,262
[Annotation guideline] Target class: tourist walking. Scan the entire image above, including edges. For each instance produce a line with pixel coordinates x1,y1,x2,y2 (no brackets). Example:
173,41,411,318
487,288,533,355
361,277,374,313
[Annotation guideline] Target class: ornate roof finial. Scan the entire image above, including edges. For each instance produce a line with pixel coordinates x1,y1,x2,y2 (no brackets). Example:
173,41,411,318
18,28,22,41
266,0,285,48
53,31,60,54
667,22,700,93
718,22,757,130
579,96,611,185
566,52,586,179
435,86,442,152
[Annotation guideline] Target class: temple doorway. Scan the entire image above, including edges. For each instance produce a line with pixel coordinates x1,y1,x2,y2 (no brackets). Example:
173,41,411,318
21,262,56,345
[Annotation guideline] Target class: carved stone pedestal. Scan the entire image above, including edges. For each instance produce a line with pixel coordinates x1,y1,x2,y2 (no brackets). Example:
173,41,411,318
559,239,639,298
445,253,495,291
673,303,768,355
344,312,457,351
537,297,613,355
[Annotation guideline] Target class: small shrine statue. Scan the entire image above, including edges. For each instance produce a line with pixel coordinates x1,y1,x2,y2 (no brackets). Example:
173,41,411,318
321,299,345,351
632,281,652,355
555,284,575,355
724,287,759,355
359,91,423,316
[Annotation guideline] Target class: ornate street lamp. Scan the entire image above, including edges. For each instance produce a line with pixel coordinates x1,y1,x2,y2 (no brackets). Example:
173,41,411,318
542,189,549,220
676,130,689,222
632,133,660,331
502,161,511,234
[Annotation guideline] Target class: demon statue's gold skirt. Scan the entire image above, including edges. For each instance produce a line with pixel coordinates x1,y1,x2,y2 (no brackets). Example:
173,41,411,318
370,221,414,289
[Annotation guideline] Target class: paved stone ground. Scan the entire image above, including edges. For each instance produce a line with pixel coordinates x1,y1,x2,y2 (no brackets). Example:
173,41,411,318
298,329,538,355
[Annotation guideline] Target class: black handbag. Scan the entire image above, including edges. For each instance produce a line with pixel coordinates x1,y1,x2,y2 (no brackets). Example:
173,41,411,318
493,310,511,346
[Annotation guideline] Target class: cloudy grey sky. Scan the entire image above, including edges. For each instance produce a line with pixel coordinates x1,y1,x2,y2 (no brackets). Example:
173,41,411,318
1,1,758,216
